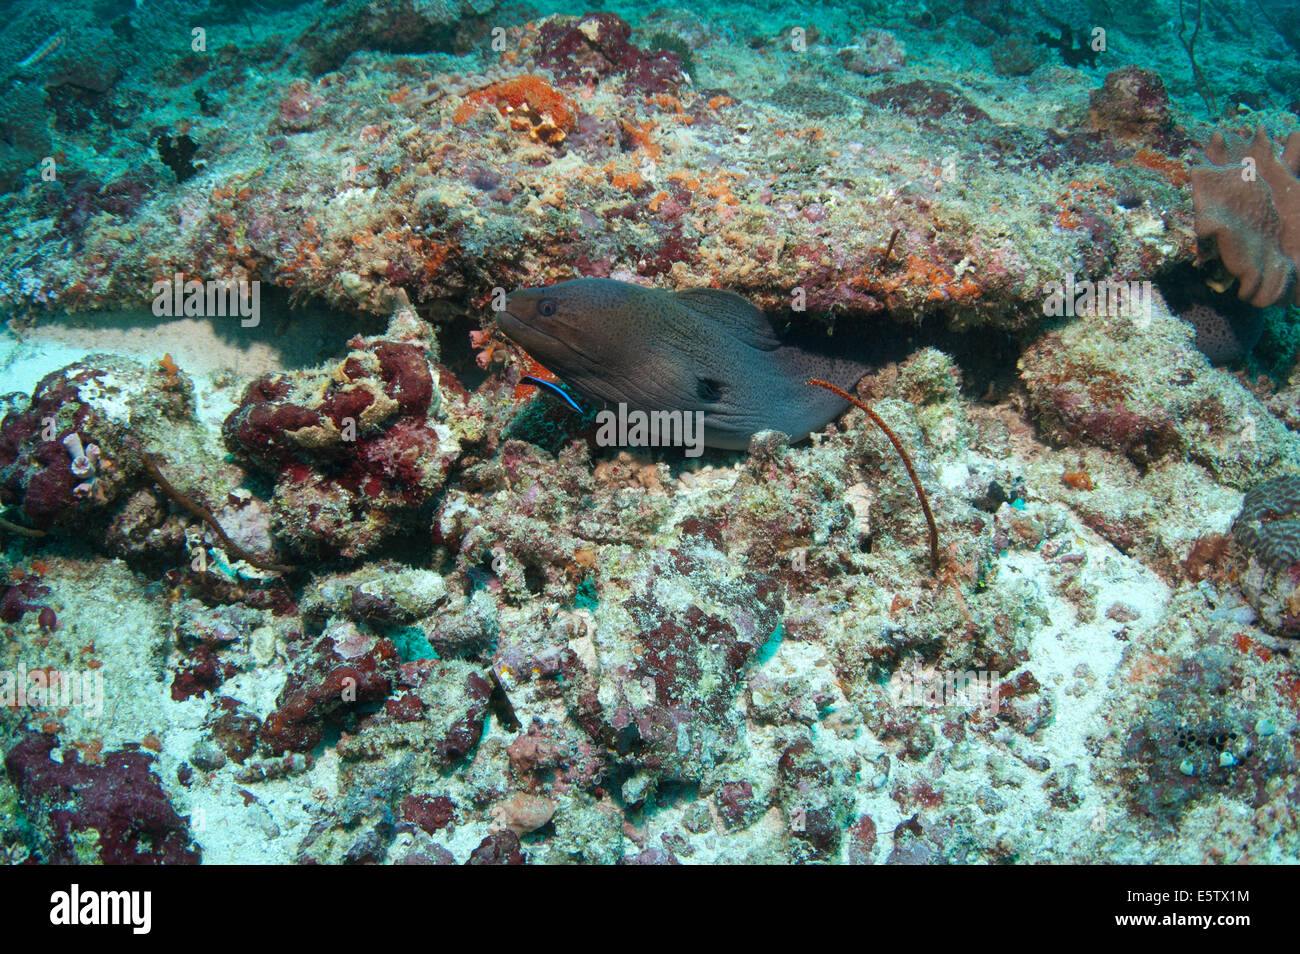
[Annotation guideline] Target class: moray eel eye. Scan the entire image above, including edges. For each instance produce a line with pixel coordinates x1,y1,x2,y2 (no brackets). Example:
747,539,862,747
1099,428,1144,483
537,298,558,318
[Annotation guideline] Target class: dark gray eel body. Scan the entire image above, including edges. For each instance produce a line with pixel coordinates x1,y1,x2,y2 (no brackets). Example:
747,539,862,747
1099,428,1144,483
498,277,867,450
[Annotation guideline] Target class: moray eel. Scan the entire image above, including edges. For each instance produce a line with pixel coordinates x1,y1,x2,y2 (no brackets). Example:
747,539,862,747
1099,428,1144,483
498,278,867,450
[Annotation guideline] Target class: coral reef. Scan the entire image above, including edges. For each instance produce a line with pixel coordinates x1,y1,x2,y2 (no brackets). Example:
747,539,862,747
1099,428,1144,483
0,8,1216,328
0,0,1298,870
1087,67,1175,147
0,576,54,628
1020,295,1296,483
990,36,1046,77
0,355,194,531
454,75,578,145
839,29,907,76
291,0,500,74
260,620,401,754
1099,585,1299,841
535,12,684,91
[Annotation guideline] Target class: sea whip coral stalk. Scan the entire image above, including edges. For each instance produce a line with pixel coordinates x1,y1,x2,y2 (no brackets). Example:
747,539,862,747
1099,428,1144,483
806,379,940,575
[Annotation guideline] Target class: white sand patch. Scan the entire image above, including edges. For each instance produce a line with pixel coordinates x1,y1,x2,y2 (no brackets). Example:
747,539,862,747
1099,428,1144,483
1,308,354,429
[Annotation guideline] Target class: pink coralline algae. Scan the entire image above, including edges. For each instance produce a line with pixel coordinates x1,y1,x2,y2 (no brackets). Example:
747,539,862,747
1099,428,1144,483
274,80,329,134
53,173,155,245
777,737,859,861
0,366,122,530
507,720,605,794
1018,302,1296,496
865,80,990,125
1020,339,1178,466
466,830,525,865
0,575,53,627
1190,127,1300,307
400,793,456,836
564,530,784,785
337,659,492,766
260,621,400,755
0,355,192,533
222,305,458,558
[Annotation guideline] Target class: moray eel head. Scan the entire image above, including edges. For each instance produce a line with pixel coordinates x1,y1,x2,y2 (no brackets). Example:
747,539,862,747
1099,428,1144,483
501,278,703,411
500,281,625,376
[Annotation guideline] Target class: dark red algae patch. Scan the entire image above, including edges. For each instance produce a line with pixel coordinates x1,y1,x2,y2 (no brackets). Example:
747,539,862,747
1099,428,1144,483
0,366,95,530
5,734,200,864
171,645,236,701
466,830,525,865
400,794,456,835
536,12,684,94
260,635,399,754
865,80,990,124
0,576,53,625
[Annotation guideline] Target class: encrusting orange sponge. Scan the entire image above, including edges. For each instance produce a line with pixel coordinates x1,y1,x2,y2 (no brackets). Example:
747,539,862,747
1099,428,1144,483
453,76,577,145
